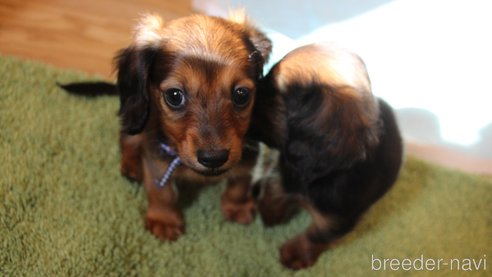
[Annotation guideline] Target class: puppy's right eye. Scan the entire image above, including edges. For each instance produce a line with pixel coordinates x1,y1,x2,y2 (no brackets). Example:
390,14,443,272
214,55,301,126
231,87,251,108
163,88,186,109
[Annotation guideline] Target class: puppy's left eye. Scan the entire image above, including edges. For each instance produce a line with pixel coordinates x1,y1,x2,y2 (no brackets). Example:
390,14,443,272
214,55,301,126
231,87,251,108
164,88,186,109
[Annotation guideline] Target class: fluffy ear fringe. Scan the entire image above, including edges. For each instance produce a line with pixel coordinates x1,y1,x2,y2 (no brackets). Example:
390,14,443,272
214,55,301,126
227,8,248,25
228,9,272,63
134,13,164,48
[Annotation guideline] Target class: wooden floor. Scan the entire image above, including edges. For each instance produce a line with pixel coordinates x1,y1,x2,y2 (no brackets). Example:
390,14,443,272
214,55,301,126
0,0,192,77
1,0,491,176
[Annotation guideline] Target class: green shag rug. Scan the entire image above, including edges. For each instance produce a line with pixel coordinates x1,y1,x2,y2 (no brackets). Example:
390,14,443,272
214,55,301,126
1,55,491,276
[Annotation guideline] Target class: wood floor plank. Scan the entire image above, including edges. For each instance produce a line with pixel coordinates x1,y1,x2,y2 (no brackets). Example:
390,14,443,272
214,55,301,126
0,0,193,77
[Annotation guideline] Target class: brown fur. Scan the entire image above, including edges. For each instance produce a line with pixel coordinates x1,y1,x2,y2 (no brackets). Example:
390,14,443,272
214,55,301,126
119,133,143,182
118,13,271,241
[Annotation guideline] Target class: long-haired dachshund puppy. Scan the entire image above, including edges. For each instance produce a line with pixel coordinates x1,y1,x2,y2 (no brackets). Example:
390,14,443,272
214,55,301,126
76,13,272,241
251,43,403,269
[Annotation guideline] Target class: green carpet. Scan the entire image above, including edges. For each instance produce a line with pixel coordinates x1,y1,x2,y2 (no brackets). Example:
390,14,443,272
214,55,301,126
1,55,491,276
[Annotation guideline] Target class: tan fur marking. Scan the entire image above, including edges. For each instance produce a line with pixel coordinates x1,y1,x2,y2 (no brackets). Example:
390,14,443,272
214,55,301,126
134,13,165,48
275,43,371,97
154,55,255,173
134,13,271,66
163,16,251,65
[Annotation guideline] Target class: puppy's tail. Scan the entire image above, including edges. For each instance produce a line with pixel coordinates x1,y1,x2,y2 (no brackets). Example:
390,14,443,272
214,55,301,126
57,81,118,97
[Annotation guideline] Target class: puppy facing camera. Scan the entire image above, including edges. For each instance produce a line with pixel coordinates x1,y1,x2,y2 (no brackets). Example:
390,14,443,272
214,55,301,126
61,12,272,241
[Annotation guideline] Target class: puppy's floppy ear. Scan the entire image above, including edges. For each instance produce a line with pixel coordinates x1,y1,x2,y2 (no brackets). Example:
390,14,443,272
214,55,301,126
228,10,272,66
246,29,272,79
115,13,166,135
245,27,272,64
115,46,158,135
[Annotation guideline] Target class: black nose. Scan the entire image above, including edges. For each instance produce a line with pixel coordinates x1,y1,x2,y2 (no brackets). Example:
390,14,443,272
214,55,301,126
197,149,229,168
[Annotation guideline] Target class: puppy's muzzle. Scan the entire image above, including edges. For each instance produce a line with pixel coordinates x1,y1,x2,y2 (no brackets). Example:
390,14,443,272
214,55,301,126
197,149,229,169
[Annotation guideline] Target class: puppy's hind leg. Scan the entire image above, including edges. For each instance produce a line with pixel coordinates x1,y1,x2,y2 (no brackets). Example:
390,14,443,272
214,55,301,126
280,202,357,270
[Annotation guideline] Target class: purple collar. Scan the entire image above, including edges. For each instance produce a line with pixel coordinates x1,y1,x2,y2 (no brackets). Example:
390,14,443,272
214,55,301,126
155,143,181,188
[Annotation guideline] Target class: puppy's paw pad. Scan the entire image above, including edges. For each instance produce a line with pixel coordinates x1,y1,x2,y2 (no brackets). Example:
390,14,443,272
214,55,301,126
279,236,321,270
145,212,185,241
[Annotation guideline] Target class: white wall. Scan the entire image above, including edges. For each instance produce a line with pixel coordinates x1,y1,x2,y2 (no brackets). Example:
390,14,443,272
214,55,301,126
193,0,492,160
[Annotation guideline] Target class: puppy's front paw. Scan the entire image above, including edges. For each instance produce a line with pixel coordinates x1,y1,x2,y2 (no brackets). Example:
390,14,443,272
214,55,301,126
221,196,256,225
145,208,185,241
280,234,327,270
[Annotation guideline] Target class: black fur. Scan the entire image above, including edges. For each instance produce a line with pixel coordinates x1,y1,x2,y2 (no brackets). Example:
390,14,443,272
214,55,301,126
115,46,162,135
252,55,403,268
57,82,117,97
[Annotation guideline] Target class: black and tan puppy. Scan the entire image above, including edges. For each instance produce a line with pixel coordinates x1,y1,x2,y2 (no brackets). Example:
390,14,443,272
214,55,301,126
251,43,403,269
82,13,272,241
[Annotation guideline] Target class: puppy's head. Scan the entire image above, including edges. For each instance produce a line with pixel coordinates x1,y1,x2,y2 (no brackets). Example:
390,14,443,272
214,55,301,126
116,13,271,175
260,43,380,171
